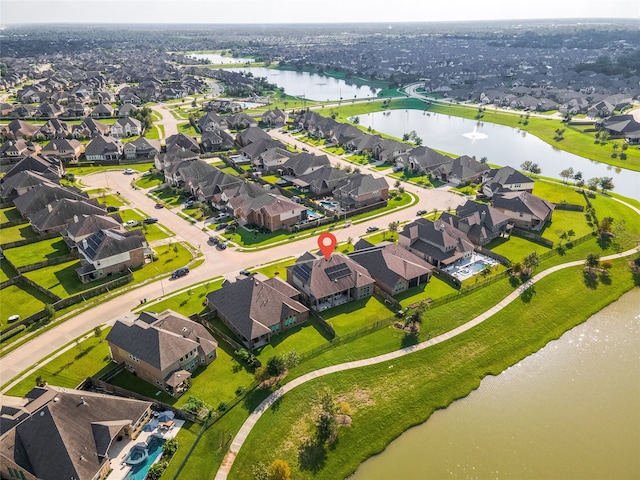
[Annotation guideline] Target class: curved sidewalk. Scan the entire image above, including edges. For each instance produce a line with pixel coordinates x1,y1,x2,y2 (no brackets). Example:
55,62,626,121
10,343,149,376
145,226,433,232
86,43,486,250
215,239,639,480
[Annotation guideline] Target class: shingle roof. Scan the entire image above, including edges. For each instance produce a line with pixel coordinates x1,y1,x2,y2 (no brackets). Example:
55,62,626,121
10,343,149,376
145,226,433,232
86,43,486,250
13,183,89,216
29,198,106,231
77,228,146,261
492,191,555,220
64,214,122,240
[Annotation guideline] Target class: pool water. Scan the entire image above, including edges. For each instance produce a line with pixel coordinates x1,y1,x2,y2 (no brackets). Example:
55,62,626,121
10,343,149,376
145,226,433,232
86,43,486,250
307,209,323,220
319,201,339,210
125,437,166,480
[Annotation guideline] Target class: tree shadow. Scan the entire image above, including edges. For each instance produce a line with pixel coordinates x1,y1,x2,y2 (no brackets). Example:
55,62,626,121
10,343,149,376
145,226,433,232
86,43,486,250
520,285,536,303
509,275,521,288
401,333,419,349
583,271,598,289
599,273,612,285
298,438,327,472
596,236,612,250
270,396,282,413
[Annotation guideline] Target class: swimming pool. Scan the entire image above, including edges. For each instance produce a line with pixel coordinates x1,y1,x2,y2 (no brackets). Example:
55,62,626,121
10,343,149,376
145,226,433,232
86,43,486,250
444,253,499,282
307,209,323,220
125,437,166,480
319,201,339,210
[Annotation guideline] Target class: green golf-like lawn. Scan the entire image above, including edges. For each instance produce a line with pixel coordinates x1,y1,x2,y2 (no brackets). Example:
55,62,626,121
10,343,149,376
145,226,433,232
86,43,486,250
3,238,70,268
0,282,54,326
322,296,395,336
0,207,22,224
0,224,39,244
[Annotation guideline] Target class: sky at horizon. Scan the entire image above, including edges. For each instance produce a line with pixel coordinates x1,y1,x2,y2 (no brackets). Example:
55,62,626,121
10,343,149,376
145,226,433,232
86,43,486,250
1,0,639,26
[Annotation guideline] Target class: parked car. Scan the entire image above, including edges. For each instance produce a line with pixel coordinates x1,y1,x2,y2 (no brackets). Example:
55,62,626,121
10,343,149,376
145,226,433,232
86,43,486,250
171,267,189,279
154,203,164,209
417,210,427,216
124,220,139,227
7,314,20,323
366,226,379,233
217,242,227,250
392,166,404,172
124,168,136,174
143,217,158,224
107,206,119,212
302,147,309,152
215,222,228,231
213,213,230,221
239,269,253,276
184,200,195,208
209,236,220,244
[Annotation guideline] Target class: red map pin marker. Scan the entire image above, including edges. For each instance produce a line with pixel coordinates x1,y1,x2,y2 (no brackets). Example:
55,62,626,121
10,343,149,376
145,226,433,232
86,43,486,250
318,232,337,260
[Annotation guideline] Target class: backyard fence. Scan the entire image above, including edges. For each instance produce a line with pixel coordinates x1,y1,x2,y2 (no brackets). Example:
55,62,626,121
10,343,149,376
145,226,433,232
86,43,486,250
554,202,585,212
192,313,246,352
0,231,59,249
51,273,133,311
16,253,77,273
511,227,554,248
0,218,29,229
310,311,336,339
475,246,511,266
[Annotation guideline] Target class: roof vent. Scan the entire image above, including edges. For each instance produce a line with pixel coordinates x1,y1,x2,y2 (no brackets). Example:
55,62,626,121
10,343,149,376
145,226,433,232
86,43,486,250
80,397,87,405
53,397,59,402
47,203,53,213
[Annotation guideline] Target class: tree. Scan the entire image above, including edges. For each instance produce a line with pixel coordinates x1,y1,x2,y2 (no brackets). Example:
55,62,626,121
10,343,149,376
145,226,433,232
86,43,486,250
283,350,300,369
573,171,583,182
559,167,574,183
93,326,103,343
598,216,614,237
585,253,600,269
520,161,540,175
269,459,291,480
522,252,540,275
266,355,286,377
316,389,338,444
252,461,269,480
388,220,400,234
162,438,179,456
480,156,488,164
599,177,614,194
587,177,600,191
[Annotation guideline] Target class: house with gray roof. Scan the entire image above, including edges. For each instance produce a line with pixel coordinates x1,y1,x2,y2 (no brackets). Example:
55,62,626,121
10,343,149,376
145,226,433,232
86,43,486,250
236,126,271,147
439,200,512,246
0,170,55,203
40,137,83,162
281,152,331,177
29,198,107,235
76,228,147,282
295,164,348,195
84,135,122,161
481,166,534,198
597,114,640,144
0,386,152,480
402,145,450,173
13,183,89,217
261,108,287,127
110,117,143,138
286,252,375,311
4,154,64,182
106,310,217,396
0,139,41,161
197,112,228,132
123,137,160,160
206,275,309,349
89,102,115,118
332,173,389,209
398,218,475,268
200,129,235,153
230,192,307,232
164,132,201,155
0,120,40,140
492,191,555,231
349,241,433,296
431,155,489,185
63,213,123,251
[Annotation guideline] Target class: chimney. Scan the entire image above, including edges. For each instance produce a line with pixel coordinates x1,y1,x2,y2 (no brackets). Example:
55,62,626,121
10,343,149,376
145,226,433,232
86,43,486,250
47,203,53,213
82,239,88,250
73,215,79,223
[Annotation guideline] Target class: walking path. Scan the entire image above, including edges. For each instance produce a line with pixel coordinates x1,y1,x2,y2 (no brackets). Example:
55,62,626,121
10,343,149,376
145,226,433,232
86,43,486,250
214,195,640,479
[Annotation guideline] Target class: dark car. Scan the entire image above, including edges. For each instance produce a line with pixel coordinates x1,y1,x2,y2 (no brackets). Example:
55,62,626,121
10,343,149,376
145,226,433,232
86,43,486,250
155,203,164,209
107,206,119,212
208,236,219,244
217,242,227,250
417,210,427,216
215,222,228,231
239,269,253,276
171,267,189,279
143,217,158,224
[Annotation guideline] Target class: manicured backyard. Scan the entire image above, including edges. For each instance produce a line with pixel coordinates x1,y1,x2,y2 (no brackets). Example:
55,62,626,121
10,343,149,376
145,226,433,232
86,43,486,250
132,243,193,283
0,224,38,244
0,207,22,224
0,282,53,325
3,238,70,268
135,172,165,189
322,295,395,336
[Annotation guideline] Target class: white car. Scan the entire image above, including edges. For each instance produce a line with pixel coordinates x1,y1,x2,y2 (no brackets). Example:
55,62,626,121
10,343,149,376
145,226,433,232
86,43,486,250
124,168,136,175
124,220,139,227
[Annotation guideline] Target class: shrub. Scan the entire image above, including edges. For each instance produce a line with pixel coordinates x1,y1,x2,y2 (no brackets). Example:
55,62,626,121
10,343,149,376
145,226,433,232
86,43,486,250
0,324,26,342
266,355,286,377
162,438,179,457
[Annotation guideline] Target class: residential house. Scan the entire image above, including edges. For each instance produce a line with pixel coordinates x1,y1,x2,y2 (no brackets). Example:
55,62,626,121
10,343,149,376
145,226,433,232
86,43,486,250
106,310,217,396
164,132,201,155
332,173,389,209
236,127,272,148
481,166,534,198
492,191,555,231
240,138,285,162
281,152,331,177
206,275,309,349
200,129,235,153
123,137,160,160
261,108,287,127
0,386,151,480
3,154,64,182
110,117,143,138
431,155,489,185
372,138,411,162
84,135,123,161
402,145,451,174
79,117,111,137
40,137,83,162
597,114,640,144
89,103,115,118
0,171,56,203
439,200,512,246
29,198,107,234
286,252,375,311
587,100,615,118
63,213,123,251
64,101,88,117
398,218,475,268
330,123,363,146
0,139,41,160
227,112,258,130
37,119,71,139
230,193,307,232
116,103,138,117
75,228,147,282
1,119,40,140
349,241,433,296
197,112,227,133
294,164,348,195
13,183,89,217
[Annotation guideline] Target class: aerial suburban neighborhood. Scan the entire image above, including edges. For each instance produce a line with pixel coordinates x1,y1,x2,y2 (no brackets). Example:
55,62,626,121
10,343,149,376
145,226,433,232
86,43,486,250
0,10,639,480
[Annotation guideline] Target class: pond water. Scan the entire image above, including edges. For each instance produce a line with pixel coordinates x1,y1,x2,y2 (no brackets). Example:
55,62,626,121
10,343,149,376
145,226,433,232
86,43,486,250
357,109,640,200
350,289,640,480
225,67,380,101
188,53,254,64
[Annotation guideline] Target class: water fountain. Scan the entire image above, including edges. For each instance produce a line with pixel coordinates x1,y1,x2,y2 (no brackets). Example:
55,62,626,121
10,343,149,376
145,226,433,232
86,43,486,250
462,124,488,140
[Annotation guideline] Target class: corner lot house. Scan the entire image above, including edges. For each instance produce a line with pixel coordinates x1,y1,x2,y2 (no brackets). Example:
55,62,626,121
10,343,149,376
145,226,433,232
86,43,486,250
286,252,375,311
0,386,151,480
492,191,555,231
106,310,218,396
206,275,309,349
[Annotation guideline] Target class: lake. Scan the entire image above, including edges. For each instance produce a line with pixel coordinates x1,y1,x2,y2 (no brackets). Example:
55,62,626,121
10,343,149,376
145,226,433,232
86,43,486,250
350,288,640,480
225,67,380,101
188,53,254,64
357,109,640,200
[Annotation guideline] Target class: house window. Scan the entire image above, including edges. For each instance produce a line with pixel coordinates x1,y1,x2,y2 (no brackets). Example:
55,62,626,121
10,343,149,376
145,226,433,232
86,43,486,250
208,352,214,358
270,324,280,333
285,316,297,327
128,354,139,362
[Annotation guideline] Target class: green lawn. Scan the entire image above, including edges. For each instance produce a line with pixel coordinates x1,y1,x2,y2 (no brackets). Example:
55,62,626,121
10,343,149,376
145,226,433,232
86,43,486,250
0,282,53,326
253,258,296,280
0,207,22,224
220,166,242,177
0,224,38,244
152,186,188,207
5,327,113,396
24,260,126,298
142,279,224,317
532,180,587,206
395,276,459,308
0,261,18,283
541,210,592,243
132,243,192,283
254,315,332,362
345,154,371,165
135,172,165,189
119,208,146,223
96,194,127,208
322,296,395,336
227,258,636,480
67,162,154,176
110,369,175,404
3,238,70,268
139,223,173,242
486,235,551,262
178,123,199,137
